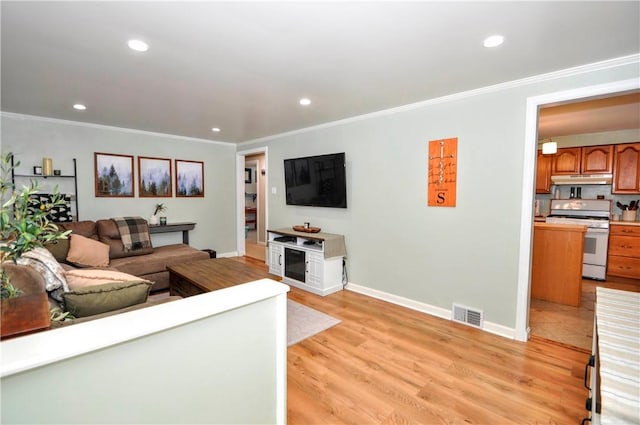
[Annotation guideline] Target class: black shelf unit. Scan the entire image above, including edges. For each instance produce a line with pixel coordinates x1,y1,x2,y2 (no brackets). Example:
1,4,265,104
10,155,79,220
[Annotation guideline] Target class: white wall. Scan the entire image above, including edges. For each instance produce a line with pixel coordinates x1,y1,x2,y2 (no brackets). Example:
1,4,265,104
240,57,640,332
1,280,289,424
0,115,237,254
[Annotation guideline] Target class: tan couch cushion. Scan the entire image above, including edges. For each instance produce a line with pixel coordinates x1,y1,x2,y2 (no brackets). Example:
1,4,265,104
109,244,209,276
66,234,110,267
63,280,152,318
97,219,154,259
44,238,71,263
65,269,150,289
57,220,98,239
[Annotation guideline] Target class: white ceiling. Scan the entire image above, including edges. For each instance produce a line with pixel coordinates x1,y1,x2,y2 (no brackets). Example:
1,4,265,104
538,92,640,140
2,1,639,143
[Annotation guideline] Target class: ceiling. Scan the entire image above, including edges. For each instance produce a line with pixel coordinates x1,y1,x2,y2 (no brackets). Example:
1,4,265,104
2,2,639,143
538,92,640,140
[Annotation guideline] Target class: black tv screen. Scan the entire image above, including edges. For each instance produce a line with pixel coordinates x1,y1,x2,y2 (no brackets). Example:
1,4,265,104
284,152,347,208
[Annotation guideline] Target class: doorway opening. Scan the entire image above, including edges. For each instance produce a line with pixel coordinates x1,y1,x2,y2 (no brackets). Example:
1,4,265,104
236,147,268,262
515,78,640,344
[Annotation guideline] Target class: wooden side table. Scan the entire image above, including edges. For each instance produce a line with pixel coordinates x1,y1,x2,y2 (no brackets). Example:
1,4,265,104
1,293,51,340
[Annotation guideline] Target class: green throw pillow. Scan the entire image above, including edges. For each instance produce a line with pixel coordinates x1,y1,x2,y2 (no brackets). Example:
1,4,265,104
63,280,152,318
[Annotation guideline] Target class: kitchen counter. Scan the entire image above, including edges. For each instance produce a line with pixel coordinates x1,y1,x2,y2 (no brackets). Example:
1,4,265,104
531,222,587,307
611,220,640,227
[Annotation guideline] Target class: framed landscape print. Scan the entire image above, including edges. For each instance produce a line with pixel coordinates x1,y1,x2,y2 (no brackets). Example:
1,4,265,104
175,159,204,197
138,156,172,197
94,152,134,197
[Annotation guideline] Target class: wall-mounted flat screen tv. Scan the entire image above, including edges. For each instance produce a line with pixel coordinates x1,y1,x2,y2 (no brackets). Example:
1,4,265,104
284,152,347,208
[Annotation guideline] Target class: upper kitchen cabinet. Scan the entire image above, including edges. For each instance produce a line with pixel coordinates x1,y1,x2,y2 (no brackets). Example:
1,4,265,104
552,147,581,175
536,150,552,193
612,142,640,194
581,145,614,174
552,145,613,175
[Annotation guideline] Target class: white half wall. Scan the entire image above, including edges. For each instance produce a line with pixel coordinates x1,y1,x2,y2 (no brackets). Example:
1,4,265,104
1,279,289,424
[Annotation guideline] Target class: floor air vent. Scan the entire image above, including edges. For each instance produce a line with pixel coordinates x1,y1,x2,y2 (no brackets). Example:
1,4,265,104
452,303,484,329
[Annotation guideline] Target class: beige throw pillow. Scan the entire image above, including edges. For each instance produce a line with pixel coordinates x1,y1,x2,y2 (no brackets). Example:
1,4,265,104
66,234,110,267
65,269,151,290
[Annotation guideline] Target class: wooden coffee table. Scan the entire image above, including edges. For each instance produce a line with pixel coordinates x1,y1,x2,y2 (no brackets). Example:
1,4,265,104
168,258,280,297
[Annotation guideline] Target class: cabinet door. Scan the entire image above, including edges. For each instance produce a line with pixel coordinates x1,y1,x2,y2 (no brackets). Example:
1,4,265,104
582,145,613,174
612,142,640,194
305,251,324,290
536,150,552,193
608,235,640,258
552,147,581,175
268,244,284,276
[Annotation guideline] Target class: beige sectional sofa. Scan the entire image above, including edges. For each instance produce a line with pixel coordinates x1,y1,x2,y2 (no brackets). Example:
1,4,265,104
2,218,210,329
53,219,209,292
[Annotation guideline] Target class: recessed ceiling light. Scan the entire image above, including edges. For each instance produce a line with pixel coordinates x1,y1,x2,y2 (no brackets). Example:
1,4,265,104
127,39,149,52
299,98,311,106
211,127,221,132
73,103,86,111
483,35,504,48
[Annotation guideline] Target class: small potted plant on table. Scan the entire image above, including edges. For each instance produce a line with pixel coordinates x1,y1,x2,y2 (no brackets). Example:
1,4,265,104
150,203,167,225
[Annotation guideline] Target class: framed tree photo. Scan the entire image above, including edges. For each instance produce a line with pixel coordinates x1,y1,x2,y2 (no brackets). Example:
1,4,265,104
94,152,134,197
175,159,204,197
139,156,172,197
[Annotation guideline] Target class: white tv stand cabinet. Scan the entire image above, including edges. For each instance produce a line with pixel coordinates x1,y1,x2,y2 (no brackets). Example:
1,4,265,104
267,228,346,296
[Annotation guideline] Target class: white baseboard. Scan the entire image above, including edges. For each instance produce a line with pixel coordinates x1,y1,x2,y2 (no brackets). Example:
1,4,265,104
345,282,516,340
218,251,239,258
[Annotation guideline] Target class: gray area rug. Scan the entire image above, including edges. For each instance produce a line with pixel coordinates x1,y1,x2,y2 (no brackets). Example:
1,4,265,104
288,299,341,346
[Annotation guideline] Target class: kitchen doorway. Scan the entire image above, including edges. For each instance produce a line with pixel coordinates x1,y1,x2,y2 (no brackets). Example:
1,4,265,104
515,78,640,344
236,147,268,261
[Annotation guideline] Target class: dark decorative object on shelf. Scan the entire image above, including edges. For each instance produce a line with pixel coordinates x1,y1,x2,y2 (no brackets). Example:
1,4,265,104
33,166,42,175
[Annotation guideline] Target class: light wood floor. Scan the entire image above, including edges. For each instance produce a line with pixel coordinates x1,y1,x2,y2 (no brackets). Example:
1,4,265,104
530,278,640,351
245,229,266,262
234,257,590,424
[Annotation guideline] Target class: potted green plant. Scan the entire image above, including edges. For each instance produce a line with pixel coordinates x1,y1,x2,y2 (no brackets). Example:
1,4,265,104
0,152,71,298
150,203,167,225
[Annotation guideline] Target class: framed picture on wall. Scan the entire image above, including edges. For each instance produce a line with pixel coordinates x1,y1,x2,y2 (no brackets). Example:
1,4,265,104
94,152,134,197
175,159,204,197
138,156,172,197
245,168,252,184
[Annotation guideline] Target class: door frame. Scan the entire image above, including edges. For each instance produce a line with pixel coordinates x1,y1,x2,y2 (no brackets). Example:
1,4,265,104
515,77,639,342
236,146,268,256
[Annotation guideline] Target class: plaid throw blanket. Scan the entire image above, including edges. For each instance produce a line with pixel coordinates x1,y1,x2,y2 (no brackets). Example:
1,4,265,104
112,216,152,252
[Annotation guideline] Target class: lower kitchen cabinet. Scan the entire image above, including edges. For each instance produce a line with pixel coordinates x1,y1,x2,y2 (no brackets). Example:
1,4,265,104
607,224,640,279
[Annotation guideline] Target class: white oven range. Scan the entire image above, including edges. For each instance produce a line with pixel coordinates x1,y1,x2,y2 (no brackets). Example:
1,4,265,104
545,199,611,280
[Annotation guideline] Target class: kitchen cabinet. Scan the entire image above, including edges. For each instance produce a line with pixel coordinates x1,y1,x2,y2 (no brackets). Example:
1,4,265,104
607,223,640,279
531,222,586,307
612,142,640,194
535,150,552,194
552,145,613,175
552,147,581,175
581,145,614,174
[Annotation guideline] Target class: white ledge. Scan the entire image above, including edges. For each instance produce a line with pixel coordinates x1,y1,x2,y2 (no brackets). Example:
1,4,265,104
1,279,289,377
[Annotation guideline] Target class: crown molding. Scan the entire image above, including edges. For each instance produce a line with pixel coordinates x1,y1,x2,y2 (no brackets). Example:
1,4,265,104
241,54,640,145
0,111,236,147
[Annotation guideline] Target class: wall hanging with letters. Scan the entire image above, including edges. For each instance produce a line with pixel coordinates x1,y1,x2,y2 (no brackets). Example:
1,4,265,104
427,137,458,207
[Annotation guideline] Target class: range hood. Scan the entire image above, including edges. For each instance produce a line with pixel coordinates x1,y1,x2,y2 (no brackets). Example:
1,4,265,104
551,174,613,185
